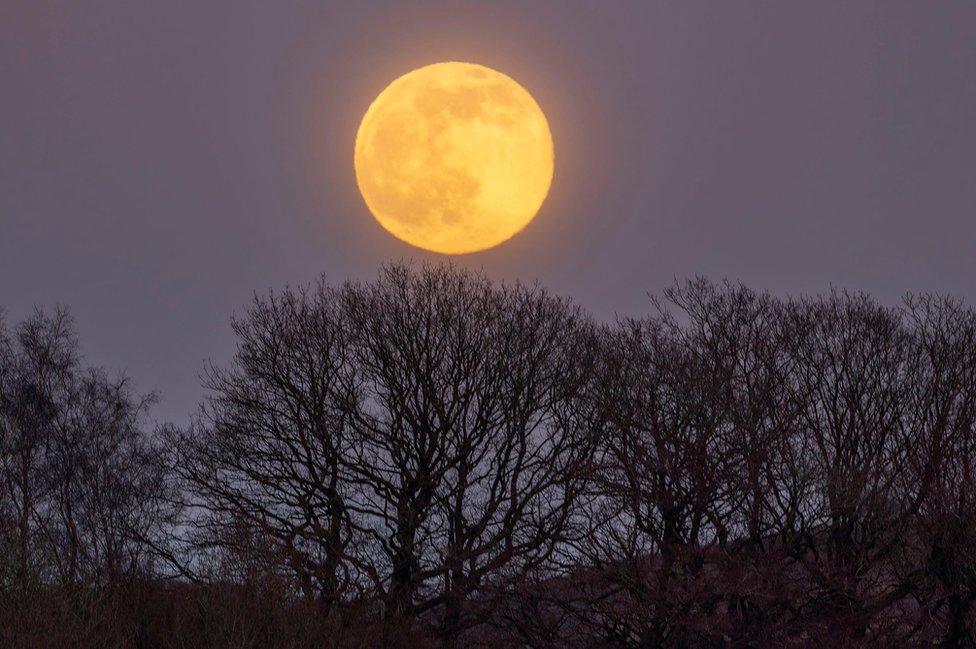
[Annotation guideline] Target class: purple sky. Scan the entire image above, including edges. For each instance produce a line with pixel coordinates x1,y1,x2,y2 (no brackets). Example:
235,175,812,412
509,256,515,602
2,1,975,424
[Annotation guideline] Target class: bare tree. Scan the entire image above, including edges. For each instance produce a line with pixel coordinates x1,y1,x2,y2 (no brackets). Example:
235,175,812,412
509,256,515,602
338,265,597,643
900,295,976,647
559,280,796,646
175,282,359,610
527,282,971,647
771,291,924,642
0,308,78,588
49,367,165,588
0,308,167,594
6,276,976,648
177,264,598,644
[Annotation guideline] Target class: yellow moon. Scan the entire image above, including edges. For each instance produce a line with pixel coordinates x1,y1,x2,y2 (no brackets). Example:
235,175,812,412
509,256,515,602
354,62,554,254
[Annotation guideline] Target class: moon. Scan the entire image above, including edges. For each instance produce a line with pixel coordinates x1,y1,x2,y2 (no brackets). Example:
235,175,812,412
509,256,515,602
354,62,554,254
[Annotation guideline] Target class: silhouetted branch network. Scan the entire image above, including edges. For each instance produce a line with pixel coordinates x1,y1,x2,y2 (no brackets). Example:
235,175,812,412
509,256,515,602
1,264,975,647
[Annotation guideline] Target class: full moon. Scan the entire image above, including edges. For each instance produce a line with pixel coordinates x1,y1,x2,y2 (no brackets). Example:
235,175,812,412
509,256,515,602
354,62,554,254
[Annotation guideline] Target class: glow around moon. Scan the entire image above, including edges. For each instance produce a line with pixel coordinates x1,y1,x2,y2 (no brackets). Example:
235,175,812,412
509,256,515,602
354,62,554,254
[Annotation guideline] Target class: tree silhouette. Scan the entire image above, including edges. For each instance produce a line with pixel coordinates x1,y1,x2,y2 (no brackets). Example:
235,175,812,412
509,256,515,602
3,268,976,647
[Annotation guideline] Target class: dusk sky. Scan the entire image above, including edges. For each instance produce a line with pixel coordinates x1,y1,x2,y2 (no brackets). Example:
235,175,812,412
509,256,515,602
2,1,974,425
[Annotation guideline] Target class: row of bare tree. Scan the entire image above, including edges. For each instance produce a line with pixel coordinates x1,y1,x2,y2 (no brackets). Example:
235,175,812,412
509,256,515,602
2,264,975,647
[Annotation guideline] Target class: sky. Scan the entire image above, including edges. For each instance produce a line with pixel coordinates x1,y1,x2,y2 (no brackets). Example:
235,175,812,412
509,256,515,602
2,1,975,425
